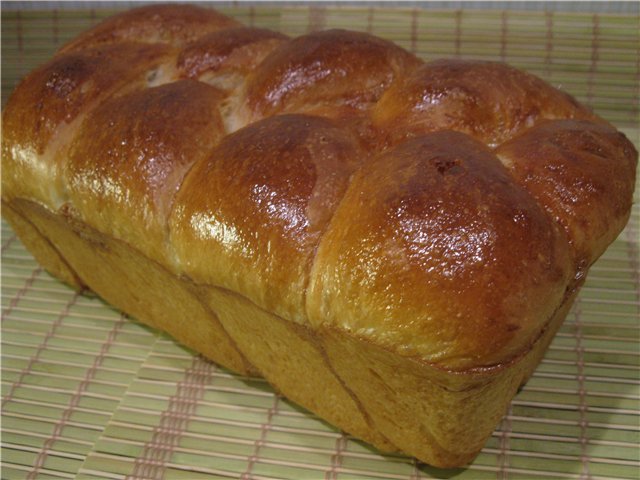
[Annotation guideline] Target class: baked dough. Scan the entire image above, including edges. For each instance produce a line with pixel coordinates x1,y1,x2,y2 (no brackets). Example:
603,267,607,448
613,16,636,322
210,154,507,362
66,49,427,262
2,4,637,467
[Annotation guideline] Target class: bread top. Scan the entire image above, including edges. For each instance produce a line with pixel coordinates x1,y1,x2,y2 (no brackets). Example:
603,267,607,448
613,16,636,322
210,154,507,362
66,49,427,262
3,4,637,372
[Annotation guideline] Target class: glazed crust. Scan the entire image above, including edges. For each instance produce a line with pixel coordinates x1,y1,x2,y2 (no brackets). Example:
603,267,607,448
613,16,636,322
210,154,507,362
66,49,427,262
2,4,637,468
170,113,364,322
307,131,574,369
371,59,600,147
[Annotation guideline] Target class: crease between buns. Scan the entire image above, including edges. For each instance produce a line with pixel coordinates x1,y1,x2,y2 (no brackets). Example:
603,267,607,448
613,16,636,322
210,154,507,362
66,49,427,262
2,3,636,468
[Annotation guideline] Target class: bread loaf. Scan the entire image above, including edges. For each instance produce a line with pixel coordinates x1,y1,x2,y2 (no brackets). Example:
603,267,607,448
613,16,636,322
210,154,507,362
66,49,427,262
2,4,637,467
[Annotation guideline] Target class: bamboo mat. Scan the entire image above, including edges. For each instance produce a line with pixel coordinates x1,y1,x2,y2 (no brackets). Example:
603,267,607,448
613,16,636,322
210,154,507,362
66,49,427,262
1,4,639,480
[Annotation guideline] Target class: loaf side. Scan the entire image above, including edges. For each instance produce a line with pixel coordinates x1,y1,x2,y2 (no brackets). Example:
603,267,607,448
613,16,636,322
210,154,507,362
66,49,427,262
2,3,637,468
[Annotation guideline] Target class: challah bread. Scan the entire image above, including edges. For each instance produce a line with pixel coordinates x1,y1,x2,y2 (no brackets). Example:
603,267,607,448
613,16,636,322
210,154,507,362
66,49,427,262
2,4,636,467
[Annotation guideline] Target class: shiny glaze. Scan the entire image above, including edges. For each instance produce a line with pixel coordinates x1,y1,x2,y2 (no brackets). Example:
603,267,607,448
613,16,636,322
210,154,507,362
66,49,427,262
59,4,240,53
171,114,363,323
2,4,636,372
178,27,287,80
1,42,171,207
65,80,226,263
244,29,420,119
2,42,171,156
497,119,638,276
373,59,597,147
308,131,573,369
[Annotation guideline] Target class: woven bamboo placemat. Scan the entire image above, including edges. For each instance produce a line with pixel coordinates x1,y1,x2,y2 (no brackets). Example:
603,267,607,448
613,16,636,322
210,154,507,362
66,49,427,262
1,4,639,479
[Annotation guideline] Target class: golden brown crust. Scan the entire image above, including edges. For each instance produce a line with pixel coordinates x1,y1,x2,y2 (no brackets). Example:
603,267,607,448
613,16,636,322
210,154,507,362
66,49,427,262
496,119,638,276
7,197,256,376
307,131,573,370
178,27,288,80
1,4,637,468
1,201,84,290
243,29,421,120
65,79,226,263
372,59,599,148
2,43,171,157
170,114,364,322
1,42,173,209
318,284,580,467
199,283,396,451
58,4,240,54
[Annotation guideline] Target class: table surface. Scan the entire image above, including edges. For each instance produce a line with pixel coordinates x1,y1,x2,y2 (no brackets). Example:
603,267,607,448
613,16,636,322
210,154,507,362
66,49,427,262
1,5,639,479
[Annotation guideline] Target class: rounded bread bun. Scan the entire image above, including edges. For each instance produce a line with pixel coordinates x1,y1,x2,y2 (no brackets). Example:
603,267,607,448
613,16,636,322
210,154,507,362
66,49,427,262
1,4,636,372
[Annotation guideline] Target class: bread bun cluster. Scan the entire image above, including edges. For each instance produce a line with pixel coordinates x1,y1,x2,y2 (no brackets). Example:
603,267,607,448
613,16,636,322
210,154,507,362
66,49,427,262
2,4,636,467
